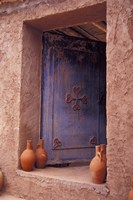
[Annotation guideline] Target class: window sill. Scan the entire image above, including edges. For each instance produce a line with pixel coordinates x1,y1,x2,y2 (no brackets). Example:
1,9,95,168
16,165,109,196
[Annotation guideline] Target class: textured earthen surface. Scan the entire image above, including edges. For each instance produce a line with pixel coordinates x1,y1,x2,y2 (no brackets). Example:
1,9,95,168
107,0,133,199
0,0,133,199
19,24,42,157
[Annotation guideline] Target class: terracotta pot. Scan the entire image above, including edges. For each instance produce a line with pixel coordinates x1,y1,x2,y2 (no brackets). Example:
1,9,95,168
89,145,107,184
20,140,36,171
35,139,48,168
128,178,133,200
0,170,3,190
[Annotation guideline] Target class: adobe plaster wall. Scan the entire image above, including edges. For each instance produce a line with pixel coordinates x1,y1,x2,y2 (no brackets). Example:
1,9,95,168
107,0,133,199
0,0,132,199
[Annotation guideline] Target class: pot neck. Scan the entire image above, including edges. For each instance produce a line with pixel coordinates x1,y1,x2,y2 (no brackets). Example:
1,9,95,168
39,139,44,148
100,144,106,154
95,145,100,156
26,140,32,150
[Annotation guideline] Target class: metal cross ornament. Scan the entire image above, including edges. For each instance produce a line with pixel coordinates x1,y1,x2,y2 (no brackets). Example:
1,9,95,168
65,86,87,111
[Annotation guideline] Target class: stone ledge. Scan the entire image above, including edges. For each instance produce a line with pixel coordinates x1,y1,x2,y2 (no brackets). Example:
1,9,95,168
0,193,25,200
16,165,109,196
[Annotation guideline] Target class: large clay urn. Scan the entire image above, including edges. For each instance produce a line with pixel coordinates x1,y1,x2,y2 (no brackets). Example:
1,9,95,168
128,178,133,200
20,140,36,171
35,139,48,169
89,145,107,184
0,169,3,190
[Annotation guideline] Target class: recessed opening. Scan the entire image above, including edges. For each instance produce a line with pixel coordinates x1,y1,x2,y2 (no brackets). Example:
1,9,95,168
19,2,107,189
40,23,106,166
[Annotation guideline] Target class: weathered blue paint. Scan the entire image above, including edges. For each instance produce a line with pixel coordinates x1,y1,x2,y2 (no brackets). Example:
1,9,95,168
41,32,106,164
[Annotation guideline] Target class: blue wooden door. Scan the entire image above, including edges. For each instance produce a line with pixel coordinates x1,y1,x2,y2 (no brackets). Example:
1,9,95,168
41,32,106,164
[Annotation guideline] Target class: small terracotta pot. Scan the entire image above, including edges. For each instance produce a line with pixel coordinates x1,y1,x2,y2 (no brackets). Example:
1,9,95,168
0,170,3,190
35,139,48,169
89,145,107,184
20,140,36,171
128,178,133,200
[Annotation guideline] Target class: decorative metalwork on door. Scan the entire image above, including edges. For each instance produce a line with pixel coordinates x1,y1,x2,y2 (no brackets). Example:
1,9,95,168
90,136,97,145
53,138,62,149
65,86,87,111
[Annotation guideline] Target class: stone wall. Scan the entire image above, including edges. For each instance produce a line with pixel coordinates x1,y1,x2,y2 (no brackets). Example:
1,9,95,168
0,0,133,199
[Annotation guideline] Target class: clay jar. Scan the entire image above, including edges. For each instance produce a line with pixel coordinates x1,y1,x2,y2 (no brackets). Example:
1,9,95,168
20,140,36,171
89,145,107,184
128,178,133,200
35,139,48,169
0,169,3,190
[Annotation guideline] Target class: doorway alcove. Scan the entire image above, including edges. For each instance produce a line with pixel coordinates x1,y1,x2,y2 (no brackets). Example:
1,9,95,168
40,27,106,165
18,2,108,196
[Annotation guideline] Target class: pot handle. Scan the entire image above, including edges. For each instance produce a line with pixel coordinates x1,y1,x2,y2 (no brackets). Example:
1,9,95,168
131,178,133,188
41,153,47,158
97,152,102,161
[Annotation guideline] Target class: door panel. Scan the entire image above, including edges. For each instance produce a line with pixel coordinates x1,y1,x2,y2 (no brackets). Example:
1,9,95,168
41,32,106,164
